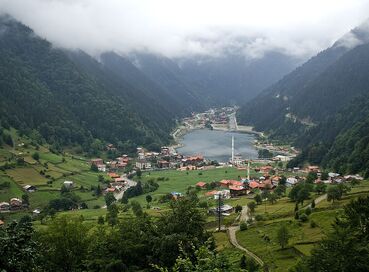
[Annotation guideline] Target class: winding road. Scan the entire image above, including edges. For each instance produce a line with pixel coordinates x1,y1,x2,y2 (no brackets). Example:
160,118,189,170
227,194,328,269
227,205,265,267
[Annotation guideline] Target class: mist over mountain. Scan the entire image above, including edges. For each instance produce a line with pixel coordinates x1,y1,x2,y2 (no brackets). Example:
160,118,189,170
0,15,175,152
238,19,369,174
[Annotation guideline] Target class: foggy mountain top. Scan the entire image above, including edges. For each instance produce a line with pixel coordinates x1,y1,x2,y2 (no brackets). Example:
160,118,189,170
1,0,369,59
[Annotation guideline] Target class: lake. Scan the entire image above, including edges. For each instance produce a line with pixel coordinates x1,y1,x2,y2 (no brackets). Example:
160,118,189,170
177,129,258,162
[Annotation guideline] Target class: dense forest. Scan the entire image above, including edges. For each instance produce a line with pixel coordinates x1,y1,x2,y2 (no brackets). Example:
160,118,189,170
238,22,369,174
0,15,181,154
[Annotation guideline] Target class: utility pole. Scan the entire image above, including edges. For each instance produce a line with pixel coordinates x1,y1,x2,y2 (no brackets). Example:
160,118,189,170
217,192,222,231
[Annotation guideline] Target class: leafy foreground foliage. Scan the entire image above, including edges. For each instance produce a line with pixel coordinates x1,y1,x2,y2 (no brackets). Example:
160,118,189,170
291,196,369,271
0,197,240,272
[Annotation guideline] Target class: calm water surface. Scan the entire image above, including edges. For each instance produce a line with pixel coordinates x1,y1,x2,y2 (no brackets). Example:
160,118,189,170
177,129,258,162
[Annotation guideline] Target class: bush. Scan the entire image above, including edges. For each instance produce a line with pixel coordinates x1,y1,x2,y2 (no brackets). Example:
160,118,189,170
305,207,312,215
240,222,248,231
93,205,101,209
299,213,308,222
255,214,265,221
310,220,317,228
235,205,242,213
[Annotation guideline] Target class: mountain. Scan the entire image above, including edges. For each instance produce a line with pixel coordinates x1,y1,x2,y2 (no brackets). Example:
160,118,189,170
129,51,301,107
237,20,369,174
175,51,301,106
127,53,205,109
0,15,175,152
99,52,204,115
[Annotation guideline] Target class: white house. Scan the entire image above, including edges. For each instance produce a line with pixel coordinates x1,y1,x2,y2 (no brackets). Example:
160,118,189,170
135,160,152,170
0,202,10,211
98,164,107,172
23,185,37,192
63,181,74,188
274,155,291,162
286,177,298,186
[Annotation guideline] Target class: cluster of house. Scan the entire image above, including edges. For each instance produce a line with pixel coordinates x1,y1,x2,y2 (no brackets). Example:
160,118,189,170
182,107,233,129
104,172,128,193
0,184,39,213
0,198,24,211
135,146,207,171
90,154,131,172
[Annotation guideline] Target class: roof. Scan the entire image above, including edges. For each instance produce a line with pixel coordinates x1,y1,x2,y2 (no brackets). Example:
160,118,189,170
229,186,245,191
205,190,218,196
196,181,207,187
231,181,243,186
106,187,116,192
0,220,4,225
114,178,124,182
108,173,120,178
0,202,10,206
249,181,261,189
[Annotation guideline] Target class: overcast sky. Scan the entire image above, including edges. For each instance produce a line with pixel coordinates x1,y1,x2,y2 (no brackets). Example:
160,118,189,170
1,0,369,59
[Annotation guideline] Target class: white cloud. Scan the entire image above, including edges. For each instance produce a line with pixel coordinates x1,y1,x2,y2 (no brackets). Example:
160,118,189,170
1,0,369,58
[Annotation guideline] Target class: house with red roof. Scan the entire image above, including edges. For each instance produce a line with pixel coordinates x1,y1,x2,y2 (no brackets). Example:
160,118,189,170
196,181,207,189
229,186,248,197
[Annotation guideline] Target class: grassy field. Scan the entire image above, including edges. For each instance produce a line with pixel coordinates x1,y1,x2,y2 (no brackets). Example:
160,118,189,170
213,231,246,270
6,167,49,186
235,182,369,271
131,167,254,205
0,174,23,202
0,129,108,217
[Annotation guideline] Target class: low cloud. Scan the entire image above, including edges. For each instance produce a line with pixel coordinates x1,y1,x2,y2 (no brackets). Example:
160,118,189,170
1,0,369,59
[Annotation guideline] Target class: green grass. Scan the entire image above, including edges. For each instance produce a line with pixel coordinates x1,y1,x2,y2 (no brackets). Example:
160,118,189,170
28,190,61,209
236,219,304,271
234,184,369,271
131,167,252,205
39,152,64,164
62,171,103,188
6,167,48,186
0,148,12,162
213,231,246,270
0,174,23,202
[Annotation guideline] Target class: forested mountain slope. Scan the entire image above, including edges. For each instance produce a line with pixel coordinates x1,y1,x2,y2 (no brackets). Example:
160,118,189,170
0,16,174,152
99,52,204,115
129,51,301,107
237,21,369,174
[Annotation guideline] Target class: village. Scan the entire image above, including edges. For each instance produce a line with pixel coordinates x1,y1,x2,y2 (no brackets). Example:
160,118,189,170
0,106,363,218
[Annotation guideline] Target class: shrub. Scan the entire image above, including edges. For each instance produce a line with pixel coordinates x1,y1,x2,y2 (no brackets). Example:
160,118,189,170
255,214,265,221
299,213,308,222
310,220,317,228
235,205,242,213
305,207,312,215
240,222,248,231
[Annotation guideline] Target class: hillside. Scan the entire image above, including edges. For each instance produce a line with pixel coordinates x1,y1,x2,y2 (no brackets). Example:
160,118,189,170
237,21,369,174
175,51,301,106
128,51,301,107
100,52,204,114
0,16,176,153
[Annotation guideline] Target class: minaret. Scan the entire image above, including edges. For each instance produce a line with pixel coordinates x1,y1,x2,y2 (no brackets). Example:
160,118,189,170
231,136,234,163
